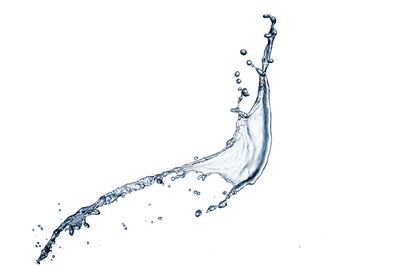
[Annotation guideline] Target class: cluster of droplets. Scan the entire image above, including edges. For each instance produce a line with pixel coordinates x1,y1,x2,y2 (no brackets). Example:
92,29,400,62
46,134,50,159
230,49,252,115
230,14,275,117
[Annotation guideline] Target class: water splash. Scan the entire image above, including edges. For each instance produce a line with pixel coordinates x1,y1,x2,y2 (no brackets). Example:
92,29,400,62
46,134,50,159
36,14,277,264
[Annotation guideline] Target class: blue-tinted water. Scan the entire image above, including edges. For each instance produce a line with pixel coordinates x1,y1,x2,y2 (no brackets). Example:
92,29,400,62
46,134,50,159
36,14,277,264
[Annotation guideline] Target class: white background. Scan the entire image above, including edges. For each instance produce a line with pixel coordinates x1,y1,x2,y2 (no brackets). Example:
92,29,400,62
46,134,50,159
1,0,400,266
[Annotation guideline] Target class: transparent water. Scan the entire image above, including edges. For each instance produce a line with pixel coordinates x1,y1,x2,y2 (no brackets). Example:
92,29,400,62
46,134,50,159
36,14,277,264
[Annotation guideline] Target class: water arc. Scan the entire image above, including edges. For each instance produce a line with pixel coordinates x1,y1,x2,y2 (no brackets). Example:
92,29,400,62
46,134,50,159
36,14,277,264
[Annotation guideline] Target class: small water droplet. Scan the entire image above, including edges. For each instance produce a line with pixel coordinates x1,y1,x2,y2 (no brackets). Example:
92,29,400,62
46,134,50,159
222,191,227,195
86,241,89,245
158,217,162,220
218,200,228,208
194,156,198,160
193,190,201,195
236,78,242,84
195,210,202,217
207,205,217,213
242,88,250,97
240,49,247,55
234,71,240,77
246,60,252,66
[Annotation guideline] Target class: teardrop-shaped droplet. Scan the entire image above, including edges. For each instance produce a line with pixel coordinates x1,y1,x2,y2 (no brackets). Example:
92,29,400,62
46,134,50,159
206,205,217,213
242,88,250,97
195,210,202,217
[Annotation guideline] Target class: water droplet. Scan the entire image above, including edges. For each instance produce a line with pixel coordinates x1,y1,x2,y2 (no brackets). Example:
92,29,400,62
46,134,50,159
234,71,240,77
195,210,202,217
242,88,250,97
238,87,242,91
206,205,217,213
52,255,55,258
218,199,228,208
236,78,242,84
246,60,252,66
222,191,227,195
194,156,198,160
58,209,61,212
240,49,247,55
193,190,201,195
86,241,89,245
158,217,162,220
188,188,191,192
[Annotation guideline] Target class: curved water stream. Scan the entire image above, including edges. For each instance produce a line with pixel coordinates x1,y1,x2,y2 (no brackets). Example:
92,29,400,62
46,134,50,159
36,14,277,264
